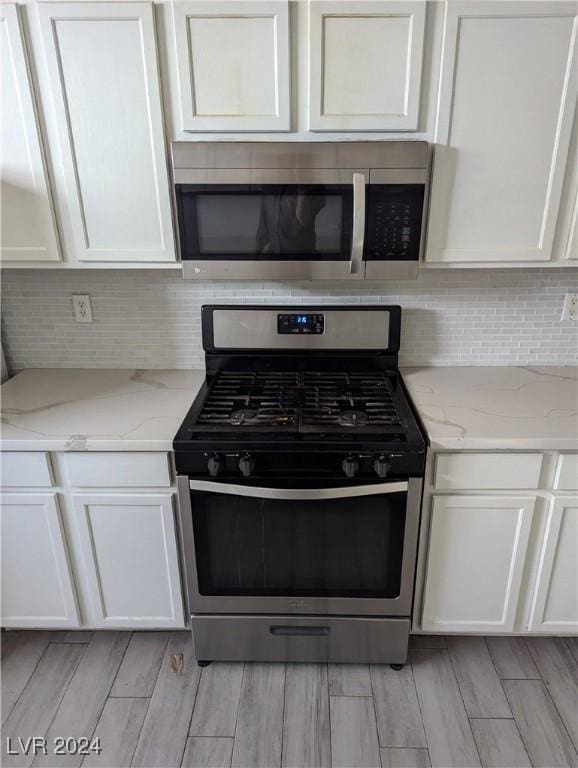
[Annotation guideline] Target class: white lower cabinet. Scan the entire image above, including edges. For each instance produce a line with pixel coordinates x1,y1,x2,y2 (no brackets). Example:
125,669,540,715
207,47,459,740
0,493,80,628
72,493,184,629
529,495,578,633
0,450,185,629
421,494,536,633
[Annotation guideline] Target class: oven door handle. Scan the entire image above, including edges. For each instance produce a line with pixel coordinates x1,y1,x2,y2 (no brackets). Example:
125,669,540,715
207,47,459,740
350,172,366,275
188,479,408,500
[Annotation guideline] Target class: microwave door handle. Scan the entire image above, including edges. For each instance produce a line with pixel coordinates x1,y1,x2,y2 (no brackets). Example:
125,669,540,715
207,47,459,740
350,172,366,275
188,480,408,500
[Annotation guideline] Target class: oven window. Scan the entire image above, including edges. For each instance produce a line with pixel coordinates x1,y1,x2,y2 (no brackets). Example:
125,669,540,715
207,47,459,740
191,491,406,598
176,185,352,261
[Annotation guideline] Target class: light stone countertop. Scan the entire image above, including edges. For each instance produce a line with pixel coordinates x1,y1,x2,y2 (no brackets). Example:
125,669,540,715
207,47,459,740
0,368,205,451
401,366,578,450
2,366,577,453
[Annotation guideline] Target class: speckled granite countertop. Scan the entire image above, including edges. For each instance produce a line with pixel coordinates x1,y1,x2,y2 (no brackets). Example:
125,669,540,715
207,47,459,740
0,369,205,451
401,366,578,450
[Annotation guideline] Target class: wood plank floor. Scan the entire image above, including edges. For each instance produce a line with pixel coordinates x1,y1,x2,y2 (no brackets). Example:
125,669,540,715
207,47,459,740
1,632,577,768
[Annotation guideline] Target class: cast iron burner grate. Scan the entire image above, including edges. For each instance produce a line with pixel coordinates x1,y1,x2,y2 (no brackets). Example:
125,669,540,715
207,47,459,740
194,370,404,434
196,371,300,431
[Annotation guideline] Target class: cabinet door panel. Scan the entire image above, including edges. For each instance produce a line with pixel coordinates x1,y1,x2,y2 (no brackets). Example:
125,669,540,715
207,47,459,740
434,453,543,491
1,493,79,628
72,494,184,628
309,1,425,131
554,454,578,491
173,1,290,132
37,2,175,262
0,452,54,488
1,5,60,262
427,1,578,263
565,193,578,260
422,495,536,633
529,496,578,632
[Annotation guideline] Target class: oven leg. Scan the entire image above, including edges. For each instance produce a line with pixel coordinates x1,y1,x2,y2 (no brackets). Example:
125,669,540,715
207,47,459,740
390,663,404,671
197,660,211,668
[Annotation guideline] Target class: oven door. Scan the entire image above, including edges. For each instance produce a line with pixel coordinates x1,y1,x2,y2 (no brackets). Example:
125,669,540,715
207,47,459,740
177,476,422,618
174,169,367,280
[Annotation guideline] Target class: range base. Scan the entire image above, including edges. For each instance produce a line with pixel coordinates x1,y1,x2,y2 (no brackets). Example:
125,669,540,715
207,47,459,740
191,614,409,664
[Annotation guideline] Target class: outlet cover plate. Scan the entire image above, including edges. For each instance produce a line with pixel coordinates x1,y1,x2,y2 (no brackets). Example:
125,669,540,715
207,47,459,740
72,294,93,323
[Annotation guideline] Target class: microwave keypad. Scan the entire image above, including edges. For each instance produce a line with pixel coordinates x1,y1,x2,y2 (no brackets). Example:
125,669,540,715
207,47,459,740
372,202,413,257
365,185,424,261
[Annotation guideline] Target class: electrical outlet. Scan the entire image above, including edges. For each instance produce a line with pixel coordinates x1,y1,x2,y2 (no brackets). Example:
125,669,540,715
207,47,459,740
72,294,93,323
561,293,578,323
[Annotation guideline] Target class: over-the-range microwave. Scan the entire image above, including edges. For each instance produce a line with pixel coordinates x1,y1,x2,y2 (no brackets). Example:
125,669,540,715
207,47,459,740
172,142,431,281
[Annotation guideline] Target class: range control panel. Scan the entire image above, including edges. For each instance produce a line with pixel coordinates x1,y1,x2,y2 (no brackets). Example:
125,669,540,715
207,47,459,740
277,313,325,335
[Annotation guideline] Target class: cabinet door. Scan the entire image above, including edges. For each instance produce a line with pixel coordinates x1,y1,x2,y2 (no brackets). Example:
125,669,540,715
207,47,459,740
1,5,60,263
427,1,578,264
173,1,290,132
528,496,578,633
72,493,184,628
309,1,426,131
565,192,578,260
561,115,578,261
1,493,79,628
37,2,175,263
421,495,536,633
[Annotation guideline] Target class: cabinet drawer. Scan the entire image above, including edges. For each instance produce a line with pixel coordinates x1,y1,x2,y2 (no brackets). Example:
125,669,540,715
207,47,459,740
1,452,54,487
65,453,171,488
434,453,543,490
554,454,578,490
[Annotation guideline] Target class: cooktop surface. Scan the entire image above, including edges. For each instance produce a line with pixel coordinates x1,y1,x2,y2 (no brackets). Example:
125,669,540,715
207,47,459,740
193,368,403,434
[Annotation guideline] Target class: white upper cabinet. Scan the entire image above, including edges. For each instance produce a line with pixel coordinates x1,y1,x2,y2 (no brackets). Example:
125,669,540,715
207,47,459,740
308,1,426,131
560,108,578,261
0,5,60,263
529,495,578,633
427,1,578,264
566,193,578,261
173,1,290,132
37,2,175,263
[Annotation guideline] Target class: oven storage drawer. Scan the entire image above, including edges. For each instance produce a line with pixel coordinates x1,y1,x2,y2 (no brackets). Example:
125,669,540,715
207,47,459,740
192,615,410,664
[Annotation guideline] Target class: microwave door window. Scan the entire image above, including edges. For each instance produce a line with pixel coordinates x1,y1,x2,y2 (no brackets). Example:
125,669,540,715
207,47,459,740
257,194,330,254
177,186,352,261
196,195,259,253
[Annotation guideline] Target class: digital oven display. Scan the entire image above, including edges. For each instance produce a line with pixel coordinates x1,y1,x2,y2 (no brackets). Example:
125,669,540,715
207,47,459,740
277,313,325,335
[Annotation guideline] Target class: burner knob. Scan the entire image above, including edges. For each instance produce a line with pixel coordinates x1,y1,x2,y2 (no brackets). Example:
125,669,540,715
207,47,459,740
239,454,256,477
374,456,391,479
207,454,223,478
342,456,359,479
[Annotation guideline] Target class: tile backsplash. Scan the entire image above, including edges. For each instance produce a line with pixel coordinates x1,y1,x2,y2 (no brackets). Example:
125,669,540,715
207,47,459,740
2,268,578,372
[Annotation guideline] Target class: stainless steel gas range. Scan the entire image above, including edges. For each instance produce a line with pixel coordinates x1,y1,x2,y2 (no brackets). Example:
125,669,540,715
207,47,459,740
174,305,425,667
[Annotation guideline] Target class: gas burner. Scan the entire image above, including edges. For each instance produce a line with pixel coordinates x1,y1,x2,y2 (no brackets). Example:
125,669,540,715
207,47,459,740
191,369,405,434
337,410,369,427
230,409,259,425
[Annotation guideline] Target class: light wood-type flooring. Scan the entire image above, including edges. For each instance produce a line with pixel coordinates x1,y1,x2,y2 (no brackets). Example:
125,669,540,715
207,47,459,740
1,631,577,768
